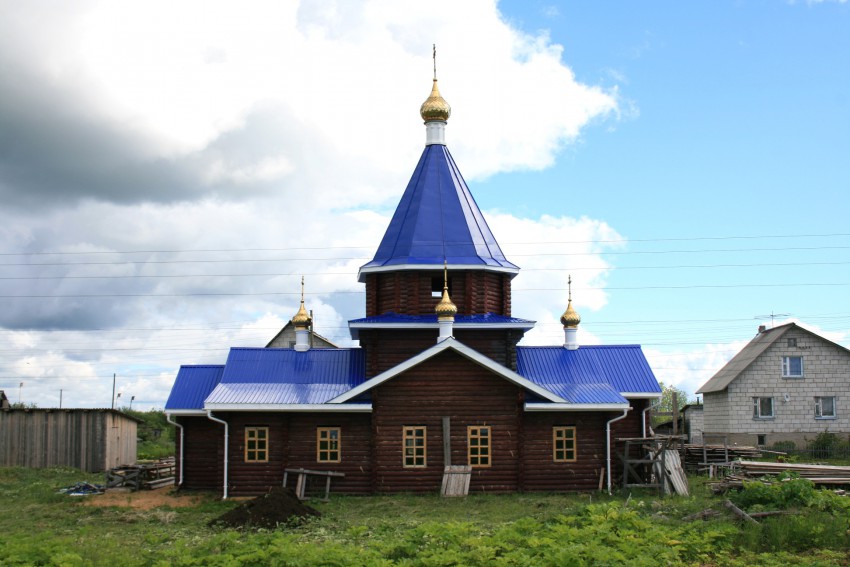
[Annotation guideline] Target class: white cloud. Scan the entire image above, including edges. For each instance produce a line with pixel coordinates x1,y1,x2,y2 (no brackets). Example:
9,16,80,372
0,0,625,408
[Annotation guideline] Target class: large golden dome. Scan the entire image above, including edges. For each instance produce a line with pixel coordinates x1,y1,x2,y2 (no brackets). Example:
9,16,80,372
420,79,451,122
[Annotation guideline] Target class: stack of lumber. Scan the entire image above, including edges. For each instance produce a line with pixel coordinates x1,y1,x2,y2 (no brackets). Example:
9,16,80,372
106,458,175,491
681,444,763,468
710,460,850,493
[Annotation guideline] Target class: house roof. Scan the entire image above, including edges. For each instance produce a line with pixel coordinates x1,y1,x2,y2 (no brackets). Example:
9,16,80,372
516,345,662,402
697,322,850,394
358,144,519,281
165,365,225,411
265,320,339,348
204,347,366,408
348,312,535,339
166,338,659,412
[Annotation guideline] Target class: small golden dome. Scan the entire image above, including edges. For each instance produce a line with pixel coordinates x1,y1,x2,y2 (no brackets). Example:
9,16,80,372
291,276,312,329
560,275,581,328
560,299,581,328
292,301,311,328
420,79,451,123
435,262,457,320
436,287,457,320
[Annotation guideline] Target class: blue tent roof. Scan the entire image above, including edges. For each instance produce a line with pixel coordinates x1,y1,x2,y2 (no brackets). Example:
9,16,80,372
203,347,366,405
516,345,662,402
165,365,224,411
359,144,518,280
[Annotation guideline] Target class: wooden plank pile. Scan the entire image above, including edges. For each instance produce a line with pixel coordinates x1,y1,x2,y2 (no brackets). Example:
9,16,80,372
681,444,763,468
106,458,175,491
710,460,850,493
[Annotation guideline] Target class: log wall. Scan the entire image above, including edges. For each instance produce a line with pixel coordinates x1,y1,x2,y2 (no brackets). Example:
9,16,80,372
359,328,524,377
365,271,511,317
178,416,223,490
372,350,522,493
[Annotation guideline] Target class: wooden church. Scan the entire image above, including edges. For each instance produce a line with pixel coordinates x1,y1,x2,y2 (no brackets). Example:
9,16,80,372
165,70,662,498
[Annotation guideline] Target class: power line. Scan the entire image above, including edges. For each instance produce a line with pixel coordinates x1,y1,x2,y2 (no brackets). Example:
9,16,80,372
1,231,848,257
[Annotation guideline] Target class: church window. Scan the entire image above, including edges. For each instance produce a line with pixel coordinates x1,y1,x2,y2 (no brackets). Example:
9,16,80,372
403,426,427,467
245,426,269,463
317,427,341,463
553,426,577,462
468,426,491,467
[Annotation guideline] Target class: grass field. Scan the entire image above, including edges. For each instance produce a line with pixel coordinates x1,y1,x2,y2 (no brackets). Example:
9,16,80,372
1,467,849,566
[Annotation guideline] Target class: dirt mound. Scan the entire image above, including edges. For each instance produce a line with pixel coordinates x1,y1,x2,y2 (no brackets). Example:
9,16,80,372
210,487,320,530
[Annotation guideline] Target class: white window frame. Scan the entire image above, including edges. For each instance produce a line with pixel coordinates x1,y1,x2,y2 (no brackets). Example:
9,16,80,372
753,397,774,419
781,356,804,378
815,396,837,419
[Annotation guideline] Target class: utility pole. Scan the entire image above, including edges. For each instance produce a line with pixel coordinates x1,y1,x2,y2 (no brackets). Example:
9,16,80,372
111,373,116,409
18,382,23,404
59,389,63,409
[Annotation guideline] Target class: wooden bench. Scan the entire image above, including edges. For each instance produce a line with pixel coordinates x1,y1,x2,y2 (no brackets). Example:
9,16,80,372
283,468,345,501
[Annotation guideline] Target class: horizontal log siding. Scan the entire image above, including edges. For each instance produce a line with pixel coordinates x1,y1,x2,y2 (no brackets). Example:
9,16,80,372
365,271,512,317
179,416,223,491
521,412,610,492
372,350,522,493
0,410,136,472
283,413,373,495
225,414,289,497
360,329,525,377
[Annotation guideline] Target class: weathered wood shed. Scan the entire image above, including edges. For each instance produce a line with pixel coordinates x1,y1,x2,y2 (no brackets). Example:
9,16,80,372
0,408,139,472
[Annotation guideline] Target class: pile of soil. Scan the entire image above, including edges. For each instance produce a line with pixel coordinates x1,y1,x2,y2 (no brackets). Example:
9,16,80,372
210,487,320,530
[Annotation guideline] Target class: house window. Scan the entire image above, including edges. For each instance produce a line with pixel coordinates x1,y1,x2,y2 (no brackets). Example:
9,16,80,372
468,425,491,467
403,426,427,468
753,397,774,419
787,338,797,348
757,434,767,446
782,356,803,378
553,426,577,462
245,426,269,463
815,397,837,419
317,427,341,463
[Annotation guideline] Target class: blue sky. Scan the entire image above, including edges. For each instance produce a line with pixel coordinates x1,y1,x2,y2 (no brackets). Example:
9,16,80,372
0,0,847,408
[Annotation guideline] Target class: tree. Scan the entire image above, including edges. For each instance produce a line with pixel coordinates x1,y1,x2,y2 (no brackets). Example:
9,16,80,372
651,382,691,428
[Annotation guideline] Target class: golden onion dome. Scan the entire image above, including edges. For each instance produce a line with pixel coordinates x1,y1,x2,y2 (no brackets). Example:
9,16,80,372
292,301,311,328
560,299,581,328
291,276,312,328
560,275,581,328
420,79,451,122
435,287,457,319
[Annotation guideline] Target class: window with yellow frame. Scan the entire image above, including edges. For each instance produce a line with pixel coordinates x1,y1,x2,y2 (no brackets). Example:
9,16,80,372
317,427,341,463
245,426,269,463
403,426,427,467
553,426,577,462
468,425,491,467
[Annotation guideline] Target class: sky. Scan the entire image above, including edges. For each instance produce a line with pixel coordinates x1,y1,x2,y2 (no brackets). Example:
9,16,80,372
1,0,848,411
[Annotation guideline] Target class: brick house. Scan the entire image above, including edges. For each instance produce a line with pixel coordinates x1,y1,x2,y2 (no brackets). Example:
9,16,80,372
697,323,850,447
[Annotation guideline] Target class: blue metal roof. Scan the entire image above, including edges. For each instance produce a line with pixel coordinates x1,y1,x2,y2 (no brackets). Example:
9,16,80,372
516,345,661,402
165,365,224,411
204,347,366,405
359,144,518,279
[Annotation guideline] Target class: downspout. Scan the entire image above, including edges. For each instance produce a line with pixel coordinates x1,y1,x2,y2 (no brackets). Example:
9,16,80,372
606,408,632,495
206,411,229,500
165,413,184,487
642,398,662,438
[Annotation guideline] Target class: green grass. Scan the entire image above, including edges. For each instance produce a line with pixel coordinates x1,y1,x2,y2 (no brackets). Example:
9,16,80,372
1,467,848,566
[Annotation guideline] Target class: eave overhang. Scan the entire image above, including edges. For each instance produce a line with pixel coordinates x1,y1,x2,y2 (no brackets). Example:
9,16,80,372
202,403,372,413
621,392,663,399
524,402,631,412
358,263,519,282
